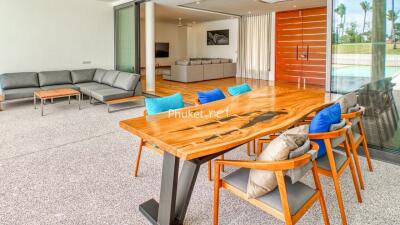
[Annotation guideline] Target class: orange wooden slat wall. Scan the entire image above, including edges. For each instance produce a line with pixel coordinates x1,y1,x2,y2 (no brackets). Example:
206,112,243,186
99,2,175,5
275,7,327,86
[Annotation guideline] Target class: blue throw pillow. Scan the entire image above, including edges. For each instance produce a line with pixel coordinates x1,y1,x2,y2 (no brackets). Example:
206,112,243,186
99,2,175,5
227,83,252,96
145,93,184,115
197,88,226,104
309,103,342,158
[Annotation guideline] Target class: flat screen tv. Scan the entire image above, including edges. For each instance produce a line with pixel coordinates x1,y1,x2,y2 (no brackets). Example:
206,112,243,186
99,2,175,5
155,43,169,58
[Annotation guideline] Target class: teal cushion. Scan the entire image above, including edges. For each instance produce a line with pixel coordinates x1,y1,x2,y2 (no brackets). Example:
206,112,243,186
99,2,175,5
145,93,184,115
309,103,342,158
227,83,252,96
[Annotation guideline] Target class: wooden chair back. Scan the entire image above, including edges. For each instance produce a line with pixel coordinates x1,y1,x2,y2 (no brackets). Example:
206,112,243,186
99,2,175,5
213,142,330,225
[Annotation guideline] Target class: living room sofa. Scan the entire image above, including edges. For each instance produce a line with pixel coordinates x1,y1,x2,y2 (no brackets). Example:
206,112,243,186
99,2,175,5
166,58,237,83
0,69,142,110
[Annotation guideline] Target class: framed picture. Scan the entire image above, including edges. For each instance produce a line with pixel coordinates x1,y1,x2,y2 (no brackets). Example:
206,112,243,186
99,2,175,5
207,29,229,45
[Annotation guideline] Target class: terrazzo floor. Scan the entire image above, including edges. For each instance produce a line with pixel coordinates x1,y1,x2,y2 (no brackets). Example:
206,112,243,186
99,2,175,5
0,99,399,225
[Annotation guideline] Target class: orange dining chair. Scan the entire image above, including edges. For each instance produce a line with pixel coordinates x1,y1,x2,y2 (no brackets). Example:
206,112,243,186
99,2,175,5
340,106,373,191
308,124,362,225
213,141,330,225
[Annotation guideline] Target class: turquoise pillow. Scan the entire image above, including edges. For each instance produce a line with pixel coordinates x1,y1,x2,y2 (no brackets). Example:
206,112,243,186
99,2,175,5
197,88,226,104
309,103,342,158
227,83,252,96
145,93,184,115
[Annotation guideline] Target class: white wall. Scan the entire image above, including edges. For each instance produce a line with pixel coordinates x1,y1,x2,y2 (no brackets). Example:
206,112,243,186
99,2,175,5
187,19,239,62
0,0,114,73
140,20,187,67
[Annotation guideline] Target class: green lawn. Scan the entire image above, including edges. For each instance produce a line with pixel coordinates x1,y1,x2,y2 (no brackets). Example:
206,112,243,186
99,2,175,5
333,43,400,55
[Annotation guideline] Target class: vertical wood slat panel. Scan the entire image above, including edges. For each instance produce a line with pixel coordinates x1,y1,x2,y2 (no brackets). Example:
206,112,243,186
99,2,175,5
275,7,327,86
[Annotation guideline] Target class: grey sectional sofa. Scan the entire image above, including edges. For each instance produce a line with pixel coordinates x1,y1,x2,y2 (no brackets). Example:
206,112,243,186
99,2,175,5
166,58,237,83
0,69,142,110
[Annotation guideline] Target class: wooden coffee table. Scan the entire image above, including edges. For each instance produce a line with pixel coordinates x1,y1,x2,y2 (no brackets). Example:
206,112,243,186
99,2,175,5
34,88,81,116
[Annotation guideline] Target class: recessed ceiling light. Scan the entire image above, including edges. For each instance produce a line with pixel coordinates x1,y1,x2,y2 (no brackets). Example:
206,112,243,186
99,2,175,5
196,1,201,4
293,5,297,8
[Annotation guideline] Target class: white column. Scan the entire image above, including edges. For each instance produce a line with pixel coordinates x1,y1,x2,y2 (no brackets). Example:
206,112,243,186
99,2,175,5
145,1,155,92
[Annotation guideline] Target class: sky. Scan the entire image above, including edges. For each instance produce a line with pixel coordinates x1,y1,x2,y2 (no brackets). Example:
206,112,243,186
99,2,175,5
333,0,398,35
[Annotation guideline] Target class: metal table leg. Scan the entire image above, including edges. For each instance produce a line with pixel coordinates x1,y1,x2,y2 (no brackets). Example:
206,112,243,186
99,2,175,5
34,95,37,109
41,99,44,116
69,96,71,104
139,149,231,225
78,94,81,110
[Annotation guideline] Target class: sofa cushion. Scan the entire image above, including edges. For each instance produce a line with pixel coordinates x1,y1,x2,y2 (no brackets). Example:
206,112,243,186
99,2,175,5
71,69,96,84
80,84,110,96
91,88,133,102
93,69,107,83
309,103,341,158
38,70,72,86
145,93,184,115
73,82,99,88
0,72,39,90
211,59,221,64
40,84,79,91
228,83,252,96
176,60,190,66
197,88,226,104
113,72,140,91
3,87,41,100
102,70,120,86
201,60,211,64
220,58,230,63
190,60,202,65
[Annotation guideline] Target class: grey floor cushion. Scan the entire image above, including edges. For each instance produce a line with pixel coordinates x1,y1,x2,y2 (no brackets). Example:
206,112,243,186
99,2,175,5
40,84,79,91
3,88,41,100
317,150,347,171
90,88,133,102
223,168,316,216
80,84,110,96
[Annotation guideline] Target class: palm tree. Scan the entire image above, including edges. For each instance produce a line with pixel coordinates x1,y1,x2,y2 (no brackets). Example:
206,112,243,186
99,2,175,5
360,1,372,33
387,0,398,49
335,3,347,39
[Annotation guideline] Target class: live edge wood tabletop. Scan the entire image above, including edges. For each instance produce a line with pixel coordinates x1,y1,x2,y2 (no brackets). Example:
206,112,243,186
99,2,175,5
119,87,333,161
119,87,336,225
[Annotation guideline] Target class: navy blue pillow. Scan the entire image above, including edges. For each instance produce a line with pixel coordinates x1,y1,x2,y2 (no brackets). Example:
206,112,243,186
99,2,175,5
197,88,226,104
309,103,342,158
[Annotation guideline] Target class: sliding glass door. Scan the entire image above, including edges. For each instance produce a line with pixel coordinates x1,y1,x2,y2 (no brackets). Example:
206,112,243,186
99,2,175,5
115,2,140,73
331,0,400,161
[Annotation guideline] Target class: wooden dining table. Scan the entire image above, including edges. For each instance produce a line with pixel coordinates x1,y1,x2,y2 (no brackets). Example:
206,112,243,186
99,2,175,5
119,87,336,225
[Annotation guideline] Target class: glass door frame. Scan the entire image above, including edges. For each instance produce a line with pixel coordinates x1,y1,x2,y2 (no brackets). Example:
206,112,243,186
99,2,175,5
114,1,141,74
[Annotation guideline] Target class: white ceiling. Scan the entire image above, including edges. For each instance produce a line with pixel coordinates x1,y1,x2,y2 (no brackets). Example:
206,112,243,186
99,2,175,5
140,3,232,24
177,0,327,16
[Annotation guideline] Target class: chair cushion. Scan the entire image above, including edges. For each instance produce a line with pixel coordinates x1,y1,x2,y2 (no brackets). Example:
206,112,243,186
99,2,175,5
228,83,252,96
145,93,184,115
336,92,357,113
309,103,341,158
224,168,316,216
93,69,107,83
71,69,96,84
38,71,72,86
247,125,308,199
80,84,110,96
90,88,133,102
40,84,79,91
317,150,347,172
113,72,140,91
3,88,41,100
197,88,226,104
329,119,346,148
102,70,120,86
0,72,39,90
287,140,313,184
